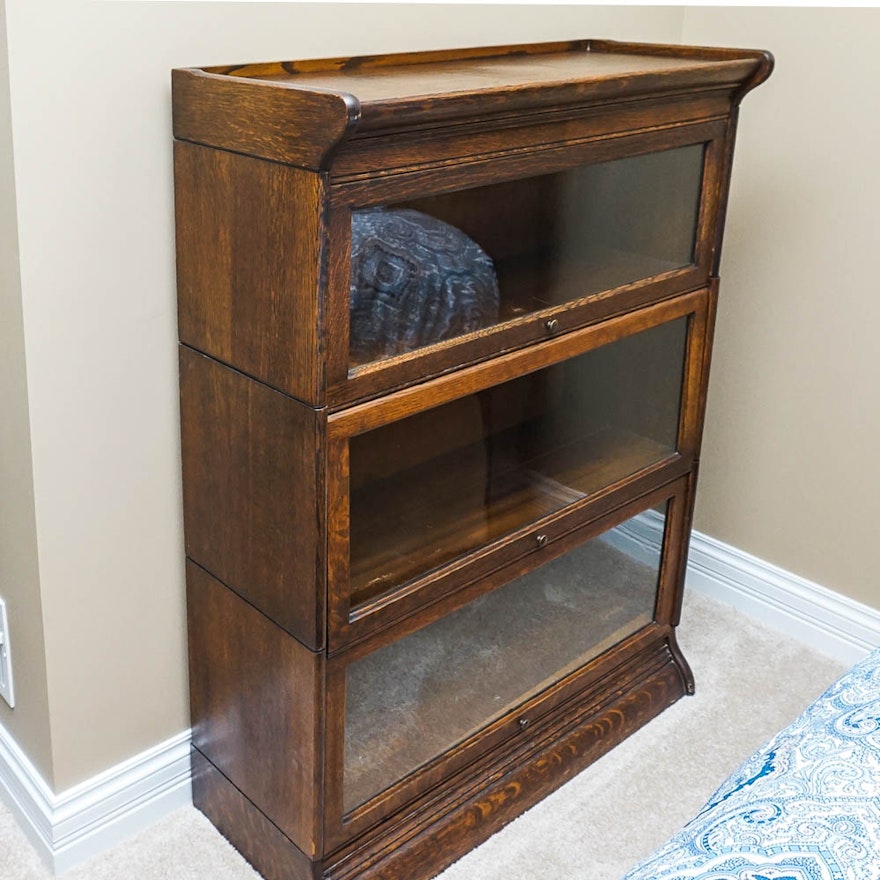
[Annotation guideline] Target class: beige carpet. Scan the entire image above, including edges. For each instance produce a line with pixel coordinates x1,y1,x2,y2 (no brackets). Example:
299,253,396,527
0,591,846,880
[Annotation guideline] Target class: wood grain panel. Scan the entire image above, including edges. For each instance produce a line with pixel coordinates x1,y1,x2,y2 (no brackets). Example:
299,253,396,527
174,141,326,403
329,93,731,181
197,41,767,137
175,41,771,166
173,68,356,169
179,347,325,648
209,40,592,78
192,750,320,880
329,120,724,207
653,477,695,638
187,563,325,857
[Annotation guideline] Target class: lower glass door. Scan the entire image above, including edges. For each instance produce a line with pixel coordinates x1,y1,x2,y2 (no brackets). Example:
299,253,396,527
341,495,670,815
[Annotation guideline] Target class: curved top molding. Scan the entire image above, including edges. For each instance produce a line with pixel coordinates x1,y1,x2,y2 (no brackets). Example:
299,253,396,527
172,39,774,170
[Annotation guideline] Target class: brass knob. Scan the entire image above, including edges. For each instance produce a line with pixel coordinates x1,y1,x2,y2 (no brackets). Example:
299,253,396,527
536,534,548,548
545,318,559,333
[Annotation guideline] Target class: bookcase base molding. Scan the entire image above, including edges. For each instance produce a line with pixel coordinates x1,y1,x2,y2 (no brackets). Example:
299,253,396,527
191,637,690,880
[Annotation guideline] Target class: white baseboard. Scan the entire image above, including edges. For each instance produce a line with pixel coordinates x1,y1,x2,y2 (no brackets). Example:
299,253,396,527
686,528,880,666
0,724,192,875
615,510,880,666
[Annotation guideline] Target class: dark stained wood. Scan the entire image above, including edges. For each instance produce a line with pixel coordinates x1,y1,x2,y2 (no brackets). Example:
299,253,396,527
331,272,705,409
172,68,357,169
331,473,688,663
174,141,326,403
327,93,731,182
328,118,724,208
192,749,321,880
347,427,669,606
588,39,774,99
653,487,691,631
322,478,691,845
659,285,719,633
692,276,722,457
207,40,592,78
323,207,353,403
325,120,722,405
185,40,768,142
677,298,710,460
173,105,727,411
671,468,701,632
333,294,701,624
179,347,325,648
327,290,707,439
691,135,726,279
174,38,771,880
187,562,325,856
704,49,774,274
324,436,350,645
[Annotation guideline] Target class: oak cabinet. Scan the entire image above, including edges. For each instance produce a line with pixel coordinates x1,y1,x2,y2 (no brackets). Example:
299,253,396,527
174,39,771,880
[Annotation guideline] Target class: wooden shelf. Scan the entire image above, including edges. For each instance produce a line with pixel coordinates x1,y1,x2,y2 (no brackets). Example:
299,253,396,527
349,424,670,608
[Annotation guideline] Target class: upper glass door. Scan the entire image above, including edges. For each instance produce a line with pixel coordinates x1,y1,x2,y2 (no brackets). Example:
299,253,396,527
348,144,704,369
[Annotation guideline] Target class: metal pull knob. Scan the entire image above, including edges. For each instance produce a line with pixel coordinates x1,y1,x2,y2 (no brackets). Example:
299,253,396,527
535,534,548,549
518,717,531,731
545,318,559,333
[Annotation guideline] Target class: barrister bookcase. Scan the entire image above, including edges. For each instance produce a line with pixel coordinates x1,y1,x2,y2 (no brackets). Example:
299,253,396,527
173,39,772,880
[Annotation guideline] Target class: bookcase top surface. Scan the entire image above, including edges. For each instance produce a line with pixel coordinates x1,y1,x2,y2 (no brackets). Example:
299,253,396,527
201,40,766,104
209,47,755,103
172,39,772,169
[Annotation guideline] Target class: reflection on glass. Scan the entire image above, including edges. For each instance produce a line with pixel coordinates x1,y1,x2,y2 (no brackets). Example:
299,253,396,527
349,145,704,365
348,317,687,608
343,502,667,812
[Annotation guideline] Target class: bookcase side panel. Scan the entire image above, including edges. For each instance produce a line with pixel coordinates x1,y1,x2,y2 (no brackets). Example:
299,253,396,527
187,561,325,858
174,141,326,404
179,346,325,649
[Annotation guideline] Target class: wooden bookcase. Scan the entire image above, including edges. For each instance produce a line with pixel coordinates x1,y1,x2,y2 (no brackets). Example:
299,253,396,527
173,39,772,880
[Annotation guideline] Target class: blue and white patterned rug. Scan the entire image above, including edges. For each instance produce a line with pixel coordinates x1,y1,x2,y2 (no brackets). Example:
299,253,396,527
622,646,880,880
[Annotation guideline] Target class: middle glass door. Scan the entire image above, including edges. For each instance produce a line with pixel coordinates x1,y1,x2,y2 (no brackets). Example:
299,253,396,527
326,290,708,645
350,317,685,607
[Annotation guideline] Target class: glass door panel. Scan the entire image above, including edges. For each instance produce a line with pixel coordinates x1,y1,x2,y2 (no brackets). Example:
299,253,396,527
349,144,704,367
348,316,687,609
343,501,668,813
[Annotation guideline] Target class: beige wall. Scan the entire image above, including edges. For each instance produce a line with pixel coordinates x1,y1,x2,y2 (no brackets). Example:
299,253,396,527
4,0,876,799
0,0,53,785
681,8,880,610
2,1,684,792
